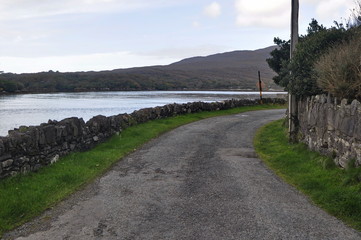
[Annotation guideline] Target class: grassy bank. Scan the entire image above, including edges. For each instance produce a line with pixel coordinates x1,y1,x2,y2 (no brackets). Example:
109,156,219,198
0,104,284,236
254,119,361,231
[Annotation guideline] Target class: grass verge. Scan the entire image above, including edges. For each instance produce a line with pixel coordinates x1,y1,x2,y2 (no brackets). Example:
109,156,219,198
254,119,361,231
0,104,284,236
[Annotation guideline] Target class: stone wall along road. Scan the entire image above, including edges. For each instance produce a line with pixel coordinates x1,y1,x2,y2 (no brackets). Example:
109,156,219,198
298,95,361,168
0,98,285,179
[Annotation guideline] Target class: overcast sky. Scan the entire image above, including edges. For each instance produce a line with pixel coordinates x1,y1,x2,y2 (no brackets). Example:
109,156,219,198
0,0,356,73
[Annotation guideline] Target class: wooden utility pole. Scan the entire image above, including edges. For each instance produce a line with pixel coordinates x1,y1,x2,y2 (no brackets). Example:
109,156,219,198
289,0,299,142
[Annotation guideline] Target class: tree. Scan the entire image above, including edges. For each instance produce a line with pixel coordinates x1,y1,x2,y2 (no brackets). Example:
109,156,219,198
0,80,18,92
266,38,290,82
307,19,326,35
267,19,353,98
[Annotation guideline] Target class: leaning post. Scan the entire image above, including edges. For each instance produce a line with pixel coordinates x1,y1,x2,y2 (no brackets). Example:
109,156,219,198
289,0,299,142
258,71,263,104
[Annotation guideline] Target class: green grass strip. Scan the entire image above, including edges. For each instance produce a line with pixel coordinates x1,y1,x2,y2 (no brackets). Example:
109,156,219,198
254,119,361,232
0,104,284,236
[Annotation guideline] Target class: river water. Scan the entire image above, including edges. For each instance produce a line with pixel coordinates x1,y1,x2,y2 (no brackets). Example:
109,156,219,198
0,91,286,136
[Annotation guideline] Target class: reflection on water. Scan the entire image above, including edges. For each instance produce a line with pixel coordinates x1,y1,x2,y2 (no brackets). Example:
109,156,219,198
0,91,286,136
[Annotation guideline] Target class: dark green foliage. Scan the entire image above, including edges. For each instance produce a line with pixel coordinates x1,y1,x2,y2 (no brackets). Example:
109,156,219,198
0,68,263,93
318,156,336,170
288,27,351,97
267,19,355,97
0,78,24,93
343,159,361,186
306,19,326,35
266,38,290,86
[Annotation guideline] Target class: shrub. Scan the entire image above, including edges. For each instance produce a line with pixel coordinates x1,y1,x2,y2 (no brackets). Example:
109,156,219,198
268,17,360,99
266,38,292,89
315,33,361,101
267,19,349,98
287,27,353,98
0,80,23,93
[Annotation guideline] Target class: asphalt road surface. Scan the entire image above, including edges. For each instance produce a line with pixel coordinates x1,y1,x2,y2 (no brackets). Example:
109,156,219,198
4,109,361,240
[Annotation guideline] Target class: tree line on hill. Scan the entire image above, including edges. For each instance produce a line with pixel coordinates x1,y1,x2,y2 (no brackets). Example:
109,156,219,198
0,69,251,93
0,47,280,94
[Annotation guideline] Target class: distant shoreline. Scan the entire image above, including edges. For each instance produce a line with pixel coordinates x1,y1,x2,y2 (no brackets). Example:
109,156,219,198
0,88,285,96
0,91,287,136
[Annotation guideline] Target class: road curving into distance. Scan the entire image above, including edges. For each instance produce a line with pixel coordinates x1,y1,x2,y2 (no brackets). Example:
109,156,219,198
4,109,361,240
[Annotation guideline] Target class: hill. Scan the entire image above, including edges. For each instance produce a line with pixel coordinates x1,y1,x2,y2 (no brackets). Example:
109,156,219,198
0,46,281,93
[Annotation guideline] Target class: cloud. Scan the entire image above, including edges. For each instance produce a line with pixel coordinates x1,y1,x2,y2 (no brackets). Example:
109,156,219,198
204,2,221,18
234,0,290,28
314,0,354,22
192,21,201,28
0,44,231,73
0,0,181,20
0,51,179,73
233,0,355,28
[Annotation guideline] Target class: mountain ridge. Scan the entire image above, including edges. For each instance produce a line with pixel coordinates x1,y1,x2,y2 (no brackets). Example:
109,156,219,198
0,46,281,93
169,46,276,67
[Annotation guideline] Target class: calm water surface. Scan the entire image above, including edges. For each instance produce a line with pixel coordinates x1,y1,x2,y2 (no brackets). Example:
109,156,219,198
0,91,286,136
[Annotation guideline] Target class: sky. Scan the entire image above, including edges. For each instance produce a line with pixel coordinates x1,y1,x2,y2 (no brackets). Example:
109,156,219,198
0,0,357,73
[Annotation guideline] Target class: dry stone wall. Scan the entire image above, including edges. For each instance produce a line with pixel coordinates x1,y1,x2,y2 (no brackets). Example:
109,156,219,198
0,98,285,179
298,95,361,167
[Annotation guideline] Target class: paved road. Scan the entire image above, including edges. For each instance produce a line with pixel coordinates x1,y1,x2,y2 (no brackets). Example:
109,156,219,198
4,109,361,240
